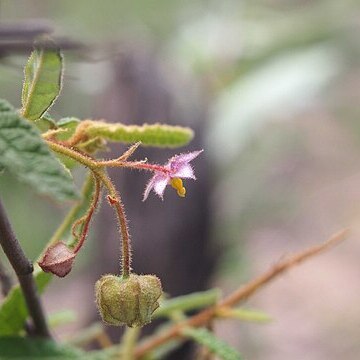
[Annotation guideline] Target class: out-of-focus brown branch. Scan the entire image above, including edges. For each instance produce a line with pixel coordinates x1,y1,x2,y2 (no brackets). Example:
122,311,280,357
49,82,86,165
0,21,85,57
0,198,51,338
0,39,85,54
134,229,349,358
0,21,53,39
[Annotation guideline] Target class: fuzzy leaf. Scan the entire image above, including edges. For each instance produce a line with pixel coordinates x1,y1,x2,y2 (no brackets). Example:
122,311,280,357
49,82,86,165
21,40,63,121
0,337,84,358
182,327,243,360
86,122,193,148
154,289,220,319
35,114,57,132
0,101,78,201
0,270,51,336
56,117,81,140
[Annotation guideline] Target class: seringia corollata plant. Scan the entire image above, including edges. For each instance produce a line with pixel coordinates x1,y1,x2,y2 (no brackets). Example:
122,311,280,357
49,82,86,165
0,39,348,360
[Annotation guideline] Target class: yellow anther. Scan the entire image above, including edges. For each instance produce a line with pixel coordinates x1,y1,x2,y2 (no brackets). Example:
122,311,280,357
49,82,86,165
170,177,183,191
177,187,186,197
170,178,186,198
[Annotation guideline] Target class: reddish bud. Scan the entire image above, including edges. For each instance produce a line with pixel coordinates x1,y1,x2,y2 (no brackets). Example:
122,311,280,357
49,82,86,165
38,242,76,277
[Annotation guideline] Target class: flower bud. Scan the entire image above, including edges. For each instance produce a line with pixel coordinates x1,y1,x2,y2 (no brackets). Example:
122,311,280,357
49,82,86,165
38,242,76,277
95,274,162,327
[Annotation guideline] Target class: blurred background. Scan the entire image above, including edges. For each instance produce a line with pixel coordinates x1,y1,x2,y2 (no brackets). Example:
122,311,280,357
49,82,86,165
0,0,360,359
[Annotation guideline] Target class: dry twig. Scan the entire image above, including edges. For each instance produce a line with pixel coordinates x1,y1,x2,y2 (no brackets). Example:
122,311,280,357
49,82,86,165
134,229,349,358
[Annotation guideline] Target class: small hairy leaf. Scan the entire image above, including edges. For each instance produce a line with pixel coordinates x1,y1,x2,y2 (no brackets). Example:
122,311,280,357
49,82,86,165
182,327,243,360
0,270,51,336
0,336,84,358
0,101,78,201
217,307,272,323
154,289,220,319
86,122,193,148
21,40,63,121
35,114,57,132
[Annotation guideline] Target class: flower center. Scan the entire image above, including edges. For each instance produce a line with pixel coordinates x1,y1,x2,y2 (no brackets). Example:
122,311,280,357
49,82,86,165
170,177,186,198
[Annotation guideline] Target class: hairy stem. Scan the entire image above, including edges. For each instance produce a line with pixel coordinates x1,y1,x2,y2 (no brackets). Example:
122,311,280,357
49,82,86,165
98,170,131,278
99,160,169,174
0,198,51,338
122,327,141,360
134,229,348,358
46,140,99,170
73,176,101,253
46,140,132,278
38,174,95,260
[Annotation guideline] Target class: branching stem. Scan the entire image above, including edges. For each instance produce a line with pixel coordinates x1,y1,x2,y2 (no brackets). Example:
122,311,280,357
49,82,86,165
0,198,51,338
46,139,132,278
133,229,349,358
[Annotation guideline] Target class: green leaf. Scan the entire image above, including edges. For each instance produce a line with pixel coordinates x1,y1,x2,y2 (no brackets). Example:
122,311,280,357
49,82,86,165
217,307,272,323
34,114,57,132
0,101,78,201
154,289,220,319
48,309,77,329
56,117,81,141
182,327,243,360
0,337,84,359
86,122,193,148
0,270,51,336
21,39,63,121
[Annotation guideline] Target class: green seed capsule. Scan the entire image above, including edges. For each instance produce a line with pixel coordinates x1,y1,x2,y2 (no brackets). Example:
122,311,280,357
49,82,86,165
95,274,162,327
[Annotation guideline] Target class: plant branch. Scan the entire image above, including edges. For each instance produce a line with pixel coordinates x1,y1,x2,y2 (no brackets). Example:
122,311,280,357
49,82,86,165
46,139,132,277
134,229,349,358
0,198,51,338
99,168,132,278
73,175,101,253
37,173,95,261
46,140,99,170
99,160,170,174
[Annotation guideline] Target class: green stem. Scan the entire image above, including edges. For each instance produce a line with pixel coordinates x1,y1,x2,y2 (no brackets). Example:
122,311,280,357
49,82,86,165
73,176,101,253
122,327,141,360
46,140,132,278
46,141,99,170
96,170,131,278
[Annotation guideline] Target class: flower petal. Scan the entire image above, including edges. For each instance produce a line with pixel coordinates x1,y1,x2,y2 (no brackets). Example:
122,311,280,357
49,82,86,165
172,163,195,179
143,176,157,201
143,173,169,201
153,176,169,199
169,150,203,168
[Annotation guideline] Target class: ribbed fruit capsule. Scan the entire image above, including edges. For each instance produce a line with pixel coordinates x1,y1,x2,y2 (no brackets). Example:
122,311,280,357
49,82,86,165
95,274,162,327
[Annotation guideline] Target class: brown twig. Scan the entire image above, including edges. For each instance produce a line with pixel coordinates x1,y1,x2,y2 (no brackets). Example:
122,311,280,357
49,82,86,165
0,198,51,338
134,229,349,358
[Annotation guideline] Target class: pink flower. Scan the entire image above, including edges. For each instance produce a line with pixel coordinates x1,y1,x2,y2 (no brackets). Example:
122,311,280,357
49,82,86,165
143,150,203,201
